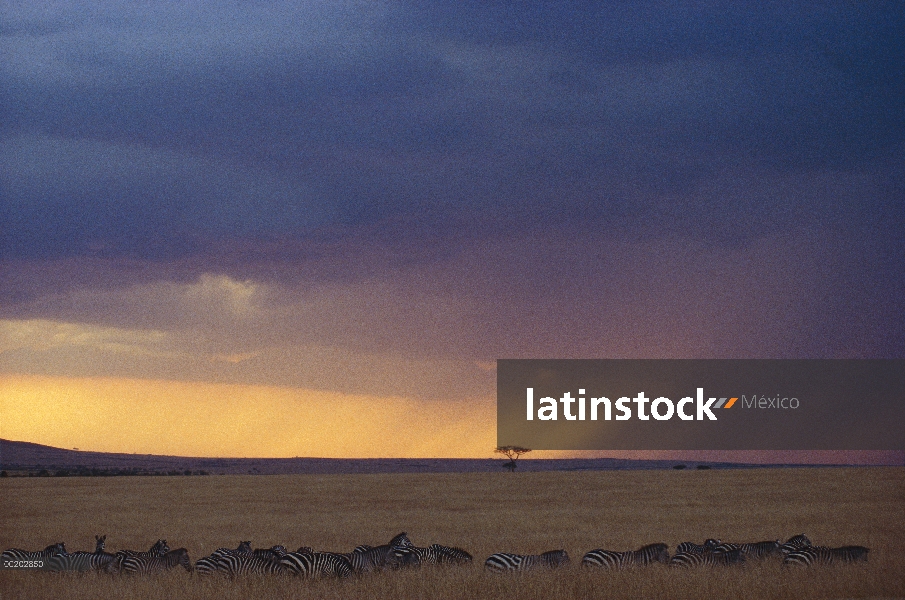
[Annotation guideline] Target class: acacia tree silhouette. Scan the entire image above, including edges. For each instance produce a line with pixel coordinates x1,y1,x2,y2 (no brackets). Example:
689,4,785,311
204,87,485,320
494,446,531,471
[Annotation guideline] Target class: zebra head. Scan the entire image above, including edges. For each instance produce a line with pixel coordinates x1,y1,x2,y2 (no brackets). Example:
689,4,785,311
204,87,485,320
47,542,67,556
94,535,106,553
296,546,314,554
152,539,169,556
237,541,253,554
389,532,414,549
541,549,570,568
704,539,721,550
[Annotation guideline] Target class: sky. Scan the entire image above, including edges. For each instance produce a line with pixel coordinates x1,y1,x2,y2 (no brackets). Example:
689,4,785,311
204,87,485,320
1,1,903,459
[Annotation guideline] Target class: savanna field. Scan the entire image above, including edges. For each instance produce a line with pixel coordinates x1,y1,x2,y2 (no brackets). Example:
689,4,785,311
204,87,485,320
1,467,902,600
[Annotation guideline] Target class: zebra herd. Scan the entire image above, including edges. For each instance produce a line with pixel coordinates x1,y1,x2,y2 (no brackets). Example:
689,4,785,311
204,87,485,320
483,534,870,572
2,532,869,579
1,532,472,578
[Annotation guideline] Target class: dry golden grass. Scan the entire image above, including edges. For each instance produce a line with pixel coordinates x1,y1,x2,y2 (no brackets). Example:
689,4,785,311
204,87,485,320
1,467,902,599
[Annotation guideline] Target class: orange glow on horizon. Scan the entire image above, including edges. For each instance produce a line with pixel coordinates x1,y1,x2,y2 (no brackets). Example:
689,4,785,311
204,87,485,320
0,375,496,458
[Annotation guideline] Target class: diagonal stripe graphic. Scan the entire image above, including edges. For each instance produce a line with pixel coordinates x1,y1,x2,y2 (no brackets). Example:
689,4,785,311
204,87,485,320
724,397,738,409
714,397,727,409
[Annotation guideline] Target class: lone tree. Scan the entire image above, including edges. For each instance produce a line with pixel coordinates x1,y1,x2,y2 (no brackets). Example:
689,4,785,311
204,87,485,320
495,446,531,471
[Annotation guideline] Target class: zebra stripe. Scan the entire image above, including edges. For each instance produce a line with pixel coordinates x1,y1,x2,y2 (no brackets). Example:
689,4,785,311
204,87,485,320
714,540,781,558
279,551,353,578
47,551,117,572
675,539,721,554
582,543,669,569
429,544,473,565
2,542,67,561
347,545,404,572
112,539,170,572
194,556,221,577
120,548,192,575
208,554,286,576
485,550,570,572
783,546,869,566
670,549,745,567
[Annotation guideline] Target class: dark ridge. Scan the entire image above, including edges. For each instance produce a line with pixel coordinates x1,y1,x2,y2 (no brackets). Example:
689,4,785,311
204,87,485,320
0,439,868,476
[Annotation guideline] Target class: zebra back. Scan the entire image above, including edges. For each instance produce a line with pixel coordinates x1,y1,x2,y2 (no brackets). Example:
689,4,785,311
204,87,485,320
784,545,869,566
2,542,67,560
485,550,570,572
120,548,192,575
675,539,721,554
715,540,781,558
670,549,745,568
47,551,117,572
210,553,286,576
583,543,669,569
280,551,353,578
428,544,473,564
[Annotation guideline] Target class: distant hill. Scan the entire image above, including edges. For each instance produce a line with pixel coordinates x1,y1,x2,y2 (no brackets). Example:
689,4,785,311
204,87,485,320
0,439,844,476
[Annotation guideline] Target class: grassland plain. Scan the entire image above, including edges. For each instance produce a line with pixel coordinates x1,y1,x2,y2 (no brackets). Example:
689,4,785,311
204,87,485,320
1,467,902,599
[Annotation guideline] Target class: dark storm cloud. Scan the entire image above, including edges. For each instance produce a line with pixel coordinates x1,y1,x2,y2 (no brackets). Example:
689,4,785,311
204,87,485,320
1,1,903,358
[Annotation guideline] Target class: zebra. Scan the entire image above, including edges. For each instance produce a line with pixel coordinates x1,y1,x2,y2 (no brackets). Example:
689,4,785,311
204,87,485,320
47,550,117,572
280,551,353,578
204,553,287,577
675,539,721,554
119,548,192,575
93,535,107,553
296,546,314,554
582,543,669,569
779,534,812,554
783,546,869,566
2,542,67,561
347,544,406,572
193,542,255,576
428,544,473,565
485,550,570,573
713,540,781,559
111,539,170,572
341,533,416,573
670,548,745,567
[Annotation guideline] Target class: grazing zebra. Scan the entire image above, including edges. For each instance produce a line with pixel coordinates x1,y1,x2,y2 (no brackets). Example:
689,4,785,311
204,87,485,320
783,546,869,566
485,550,570,573
675,539,721,554
280,551,353,578
205,553,287,577
429,544,473,565
120,548,192,574
714,540,781,558
779,534,812,554
2,542,67,561
582,543,669,569
670,549,745,567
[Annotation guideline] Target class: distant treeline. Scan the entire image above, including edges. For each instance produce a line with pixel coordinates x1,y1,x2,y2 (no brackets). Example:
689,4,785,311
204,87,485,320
0,468,212,478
